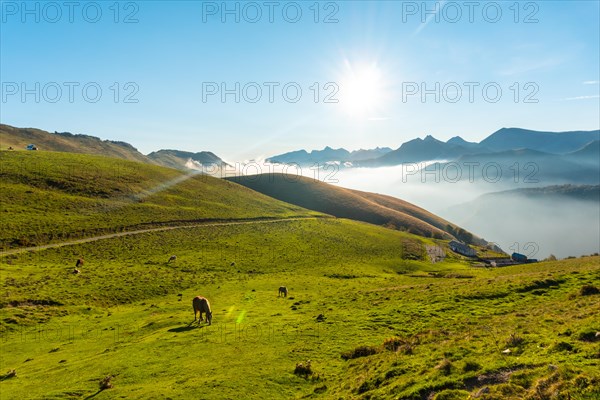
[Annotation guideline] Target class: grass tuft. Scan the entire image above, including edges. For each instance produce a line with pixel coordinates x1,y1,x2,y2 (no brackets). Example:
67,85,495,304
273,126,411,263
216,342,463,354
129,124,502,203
383,336,416,354
506,333,525,347
341,345,380,360
435,358,454,376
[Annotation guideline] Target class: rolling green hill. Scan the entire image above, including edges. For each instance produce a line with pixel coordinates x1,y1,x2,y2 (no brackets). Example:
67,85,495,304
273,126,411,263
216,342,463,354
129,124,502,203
0,151,318,250
0,124,229,172
227,173,485,245
0,124,150,163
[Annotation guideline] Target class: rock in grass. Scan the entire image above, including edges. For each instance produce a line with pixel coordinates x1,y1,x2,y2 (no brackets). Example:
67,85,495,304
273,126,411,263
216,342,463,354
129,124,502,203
1,370,16,381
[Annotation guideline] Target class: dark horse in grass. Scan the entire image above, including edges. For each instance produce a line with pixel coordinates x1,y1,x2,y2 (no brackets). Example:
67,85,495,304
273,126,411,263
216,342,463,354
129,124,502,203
192,296,212,325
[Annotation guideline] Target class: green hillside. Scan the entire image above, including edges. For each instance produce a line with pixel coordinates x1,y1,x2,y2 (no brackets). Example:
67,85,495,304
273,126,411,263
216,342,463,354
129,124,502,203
227,174,484,245
0,151,318,250
0,124,229,172
0,124,150,163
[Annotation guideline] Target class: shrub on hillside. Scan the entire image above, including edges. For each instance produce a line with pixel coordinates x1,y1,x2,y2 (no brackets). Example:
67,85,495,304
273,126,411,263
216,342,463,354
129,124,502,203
433,389,470,400
577,329,600,342
580,285,599,296
462,360,482,372
341,345,380,360
435,358,453,376
553,341,574,352
383,337,415,354
506,333,525,347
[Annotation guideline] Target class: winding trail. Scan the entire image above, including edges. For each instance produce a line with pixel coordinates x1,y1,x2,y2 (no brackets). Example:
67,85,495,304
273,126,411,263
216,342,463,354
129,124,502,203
0,217,320,257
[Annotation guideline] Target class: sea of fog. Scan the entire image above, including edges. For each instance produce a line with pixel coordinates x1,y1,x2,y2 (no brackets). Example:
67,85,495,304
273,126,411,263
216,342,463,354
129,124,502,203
333,165,600,260
200,160,600,259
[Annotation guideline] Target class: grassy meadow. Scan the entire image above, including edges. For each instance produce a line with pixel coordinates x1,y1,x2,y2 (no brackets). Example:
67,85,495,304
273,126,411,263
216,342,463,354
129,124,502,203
0,151,599,399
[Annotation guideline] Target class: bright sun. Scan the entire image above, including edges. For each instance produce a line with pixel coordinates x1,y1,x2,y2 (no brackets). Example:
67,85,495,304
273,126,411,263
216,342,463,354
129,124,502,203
338,62,386,118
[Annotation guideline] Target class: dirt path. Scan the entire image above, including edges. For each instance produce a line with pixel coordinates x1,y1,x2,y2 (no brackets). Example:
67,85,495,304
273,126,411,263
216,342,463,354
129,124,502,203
0,217,319,257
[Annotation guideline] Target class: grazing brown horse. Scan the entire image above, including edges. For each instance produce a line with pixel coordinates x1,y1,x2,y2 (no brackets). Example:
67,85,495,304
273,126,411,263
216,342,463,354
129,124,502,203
75,258,84,268
278,286,288,297
192,296,212,325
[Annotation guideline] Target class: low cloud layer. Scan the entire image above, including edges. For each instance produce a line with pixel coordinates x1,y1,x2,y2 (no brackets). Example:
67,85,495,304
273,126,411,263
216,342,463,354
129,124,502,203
330,165,599,259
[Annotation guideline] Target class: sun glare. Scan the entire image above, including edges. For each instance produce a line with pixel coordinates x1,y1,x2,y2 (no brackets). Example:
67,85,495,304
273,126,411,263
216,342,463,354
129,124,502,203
338,62,387,118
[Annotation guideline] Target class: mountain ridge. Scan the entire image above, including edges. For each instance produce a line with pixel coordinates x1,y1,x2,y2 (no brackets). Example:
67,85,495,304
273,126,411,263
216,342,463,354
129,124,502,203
227,173,486,245
480,127,600,154
266,128,600,167
267,146,393,165
0,124,228,171
3,124,598,174
147,149,229,170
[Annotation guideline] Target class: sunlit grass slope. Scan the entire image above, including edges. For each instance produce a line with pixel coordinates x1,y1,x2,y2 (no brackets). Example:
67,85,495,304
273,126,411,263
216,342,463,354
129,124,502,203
0,124,150,163
0,221,597,399
0,151,319,249
227,173,484,245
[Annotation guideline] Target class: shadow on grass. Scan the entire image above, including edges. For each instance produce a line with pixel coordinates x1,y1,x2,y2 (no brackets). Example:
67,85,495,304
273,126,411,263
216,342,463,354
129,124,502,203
167,322,207,333
84,390,102,400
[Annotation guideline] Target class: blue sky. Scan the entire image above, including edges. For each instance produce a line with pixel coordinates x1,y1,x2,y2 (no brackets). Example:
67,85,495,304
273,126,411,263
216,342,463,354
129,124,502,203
1,0,599,161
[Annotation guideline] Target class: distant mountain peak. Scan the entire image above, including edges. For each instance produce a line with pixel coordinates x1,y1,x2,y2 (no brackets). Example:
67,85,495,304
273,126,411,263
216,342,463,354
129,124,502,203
447,136,481,149
481,127,600,154
267,146,392,165
147,148,228,170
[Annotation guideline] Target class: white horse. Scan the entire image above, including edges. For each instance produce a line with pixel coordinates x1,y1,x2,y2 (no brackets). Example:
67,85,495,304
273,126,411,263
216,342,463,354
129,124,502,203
278,286,288,297
192,296,212,325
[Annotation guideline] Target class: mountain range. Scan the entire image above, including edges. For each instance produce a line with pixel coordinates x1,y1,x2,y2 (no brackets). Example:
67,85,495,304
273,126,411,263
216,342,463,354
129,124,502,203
2,124,598,184
267,128,599,169
479,128,599,154
266,128,600,185
266,146,393,165
362,135,488,166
